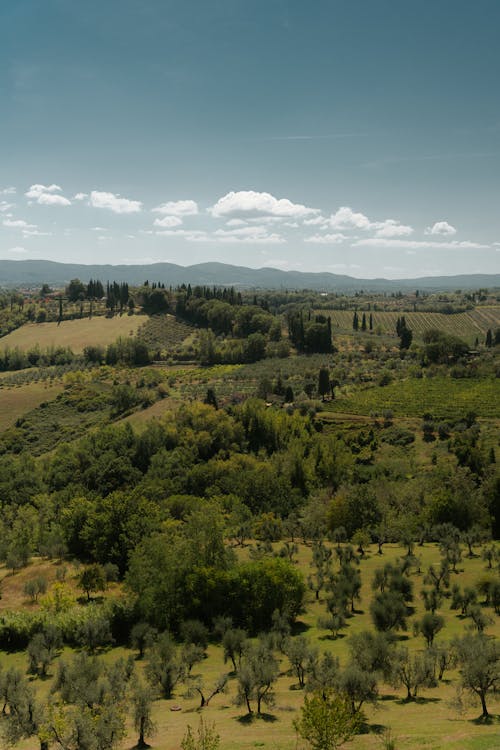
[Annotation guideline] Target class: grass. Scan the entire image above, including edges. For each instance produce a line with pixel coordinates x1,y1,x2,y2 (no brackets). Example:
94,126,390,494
0,542,498,749
0,381,62,431
0,315,144,354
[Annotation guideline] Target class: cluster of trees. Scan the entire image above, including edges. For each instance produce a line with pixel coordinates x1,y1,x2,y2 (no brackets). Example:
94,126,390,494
287,311,334,353
352,311,372,332
0,345,74,372
65,279,130,313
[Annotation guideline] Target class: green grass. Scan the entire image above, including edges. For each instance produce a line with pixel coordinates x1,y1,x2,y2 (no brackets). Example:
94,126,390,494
1,542,499,749
0,381,63,431
0,315,144,354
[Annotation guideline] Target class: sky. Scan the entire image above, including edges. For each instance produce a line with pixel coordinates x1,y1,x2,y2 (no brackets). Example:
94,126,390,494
1,0,500,279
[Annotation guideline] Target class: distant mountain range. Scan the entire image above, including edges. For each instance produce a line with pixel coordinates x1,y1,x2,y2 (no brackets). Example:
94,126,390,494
1,259,499,292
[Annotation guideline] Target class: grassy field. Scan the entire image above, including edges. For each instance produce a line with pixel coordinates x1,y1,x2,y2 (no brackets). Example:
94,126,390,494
316,308,500,344
0,382,63,431
0,315,144,353
1,542,498,750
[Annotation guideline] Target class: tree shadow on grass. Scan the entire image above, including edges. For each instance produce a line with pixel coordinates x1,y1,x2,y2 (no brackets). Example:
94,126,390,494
470,714,499,726
291,620,310,635
236,712,277,724
357,722,386,736
395,696,441,706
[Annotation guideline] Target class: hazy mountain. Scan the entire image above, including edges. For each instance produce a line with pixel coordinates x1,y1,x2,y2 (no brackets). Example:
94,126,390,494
1,259,499,292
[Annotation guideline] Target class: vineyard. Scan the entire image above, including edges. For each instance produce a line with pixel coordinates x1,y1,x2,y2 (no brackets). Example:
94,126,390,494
324,376,500,419
317,307,500,343
136,314,195,356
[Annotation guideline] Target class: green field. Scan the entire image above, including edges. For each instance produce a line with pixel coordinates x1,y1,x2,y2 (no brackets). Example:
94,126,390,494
0,382,63,431
0,315,144,354
322,376,500,420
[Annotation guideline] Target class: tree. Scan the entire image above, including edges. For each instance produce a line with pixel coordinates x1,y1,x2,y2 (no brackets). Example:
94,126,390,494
454,634,499,718
336,663,378,716
485,328,492,347
424,561,450,595
305,651,340,695
0,668,48,750
236,639,278,715
78,564,106,601
294,688,362,750
352,312,359,331
222,628,247,672
184,674,228,708
348,630,393,681
27,626,62,677
130,622,157,659
284,636,318,689
66,278,85,302
318,368,330,402
413,613,445,648
131,679,156,749
145,632,184,699
76,614,113,653
370,591,407,632
181,718,220,750
390,648,435,701
23,575,48,603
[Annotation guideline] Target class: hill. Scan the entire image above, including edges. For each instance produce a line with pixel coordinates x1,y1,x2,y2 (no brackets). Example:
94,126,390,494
1,259,499,291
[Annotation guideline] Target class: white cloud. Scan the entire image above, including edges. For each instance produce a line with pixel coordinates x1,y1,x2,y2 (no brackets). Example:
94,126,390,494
3,218,36,229
303,216,328,226
226,218,247,227
7,246,27,253
425,221,457,236
327,207,413,237
155,229,208,242
155,226,285,244
73,192,89,201
25,183,60,198
22,229,52,237
153,215,183,228
37,192,71,207
305,233,347,244
152,199,198,216
352,238,489,250
90,190,142,214
1,187,16,195
374,220,413,238
25,183,71,206
209,190,319,219
213,226,285,244
0,201,14,213
91,226,107,231
329,206,372,230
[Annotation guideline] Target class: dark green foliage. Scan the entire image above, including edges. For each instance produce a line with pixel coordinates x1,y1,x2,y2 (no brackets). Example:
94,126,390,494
370,591,408,632
78,564,107,601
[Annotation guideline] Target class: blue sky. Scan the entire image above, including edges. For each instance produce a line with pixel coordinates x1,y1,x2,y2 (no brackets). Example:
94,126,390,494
1,0,499,278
